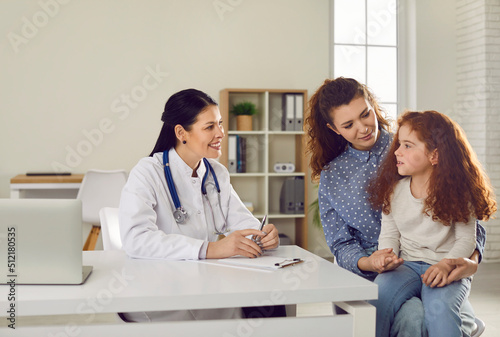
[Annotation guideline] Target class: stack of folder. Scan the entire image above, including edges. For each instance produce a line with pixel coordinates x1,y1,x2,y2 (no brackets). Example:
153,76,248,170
281,93,304,131
279,177,305,214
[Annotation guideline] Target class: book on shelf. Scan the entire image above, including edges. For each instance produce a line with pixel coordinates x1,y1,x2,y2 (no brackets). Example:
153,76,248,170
229,135,247,173
237,135,246,173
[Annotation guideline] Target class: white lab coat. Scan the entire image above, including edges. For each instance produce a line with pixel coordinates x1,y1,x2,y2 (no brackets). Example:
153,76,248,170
119,148,260,260
118,148,261,322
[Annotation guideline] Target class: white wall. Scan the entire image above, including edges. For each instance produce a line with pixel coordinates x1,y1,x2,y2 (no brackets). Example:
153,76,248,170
0,0,330,199
454,0,500,262
414,0,458,113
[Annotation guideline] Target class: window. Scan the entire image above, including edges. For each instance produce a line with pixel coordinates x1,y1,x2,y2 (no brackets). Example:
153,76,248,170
331,0,399,121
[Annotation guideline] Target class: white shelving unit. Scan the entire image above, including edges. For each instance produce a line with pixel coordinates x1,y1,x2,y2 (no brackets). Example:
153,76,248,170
219,89,308,249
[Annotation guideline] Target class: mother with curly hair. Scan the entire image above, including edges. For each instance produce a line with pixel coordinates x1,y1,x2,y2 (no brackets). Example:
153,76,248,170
305,77,487,337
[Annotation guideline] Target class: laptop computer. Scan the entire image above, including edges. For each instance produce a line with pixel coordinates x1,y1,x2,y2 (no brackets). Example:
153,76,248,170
0,198,92,285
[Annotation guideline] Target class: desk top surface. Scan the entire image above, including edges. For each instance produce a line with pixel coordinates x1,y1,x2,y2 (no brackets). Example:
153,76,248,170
10,174,84,184
3,246,377,316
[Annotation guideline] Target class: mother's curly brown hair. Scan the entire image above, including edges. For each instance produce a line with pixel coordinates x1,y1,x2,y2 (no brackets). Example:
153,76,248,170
305,77,391,182
368,110,497,225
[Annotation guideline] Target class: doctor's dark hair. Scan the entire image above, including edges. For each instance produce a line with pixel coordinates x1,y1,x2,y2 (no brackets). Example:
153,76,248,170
149,89,218,156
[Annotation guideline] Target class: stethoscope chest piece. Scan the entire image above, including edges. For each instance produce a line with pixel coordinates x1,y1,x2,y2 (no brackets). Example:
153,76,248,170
173,207,188,223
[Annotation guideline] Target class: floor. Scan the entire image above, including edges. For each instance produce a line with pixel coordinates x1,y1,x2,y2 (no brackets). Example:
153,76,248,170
4,261,500,336
467,261,500,337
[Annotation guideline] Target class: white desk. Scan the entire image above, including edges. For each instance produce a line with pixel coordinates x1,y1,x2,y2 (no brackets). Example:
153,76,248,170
9,174,84,198
0,246,377,336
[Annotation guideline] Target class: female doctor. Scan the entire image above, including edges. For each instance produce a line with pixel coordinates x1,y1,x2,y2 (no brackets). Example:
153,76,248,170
118,88,280,322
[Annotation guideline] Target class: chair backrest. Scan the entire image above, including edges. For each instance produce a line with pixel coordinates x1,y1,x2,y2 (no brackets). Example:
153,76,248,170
77,169,128,225
99,207,122,250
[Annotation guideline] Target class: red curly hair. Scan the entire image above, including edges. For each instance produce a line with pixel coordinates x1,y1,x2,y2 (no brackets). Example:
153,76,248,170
305,77,391,182
368,110,497,225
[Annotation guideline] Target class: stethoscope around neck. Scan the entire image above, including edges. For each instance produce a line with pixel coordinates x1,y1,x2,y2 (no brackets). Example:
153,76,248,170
162,150,228,235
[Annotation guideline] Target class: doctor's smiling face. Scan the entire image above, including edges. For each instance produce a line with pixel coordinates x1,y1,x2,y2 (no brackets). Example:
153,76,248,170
175,105,224,169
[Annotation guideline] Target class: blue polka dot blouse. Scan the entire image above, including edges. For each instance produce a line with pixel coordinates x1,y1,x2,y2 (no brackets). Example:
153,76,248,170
319,129,391,279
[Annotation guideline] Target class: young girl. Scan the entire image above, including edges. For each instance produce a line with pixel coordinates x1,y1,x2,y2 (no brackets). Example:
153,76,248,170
368,110,497,337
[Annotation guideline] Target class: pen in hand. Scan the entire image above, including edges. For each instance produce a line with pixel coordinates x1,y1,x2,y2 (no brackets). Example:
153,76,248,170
253,215,267,246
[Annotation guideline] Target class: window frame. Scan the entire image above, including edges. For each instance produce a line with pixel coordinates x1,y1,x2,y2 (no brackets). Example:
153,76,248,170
330,0,410,122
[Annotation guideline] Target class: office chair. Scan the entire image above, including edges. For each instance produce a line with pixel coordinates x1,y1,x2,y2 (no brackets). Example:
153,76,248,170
99,207,122,250
77,169,128,251
99,206,132,323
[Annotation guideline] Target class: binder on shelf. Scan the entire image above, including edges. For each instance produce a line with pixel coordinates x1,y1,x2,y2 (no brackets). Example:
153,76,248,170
280,177,296,214
282,94,295,131
294,94,304,131
294,176,305,213
279,177,304,214
228,135,237,173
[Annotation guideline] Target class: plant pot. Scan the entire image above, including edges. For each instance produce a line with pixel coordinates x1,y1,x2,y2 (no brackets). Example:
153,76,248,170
236,115,253,131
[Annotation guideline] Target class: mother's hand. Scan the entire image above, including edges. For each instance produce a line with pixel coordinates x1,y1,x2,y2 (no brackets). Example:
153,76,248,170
442,249,480,285
442,257,478,284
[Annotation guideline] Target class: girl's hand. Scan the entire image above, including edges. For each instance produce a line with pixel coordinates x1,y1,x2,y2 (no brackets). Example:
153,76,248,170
206,229,263,259
358,248,403,273
422,259,453,288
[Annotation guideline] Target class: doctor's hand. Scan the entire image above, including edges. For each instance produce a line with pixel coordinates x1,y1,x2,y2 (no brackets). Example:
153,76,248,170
255,223,279,250
206,229,264,259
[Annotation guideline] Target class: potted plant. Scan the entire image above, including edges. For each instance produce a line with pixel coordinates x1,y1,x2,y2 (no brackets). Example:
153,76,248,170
230,101,258,131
